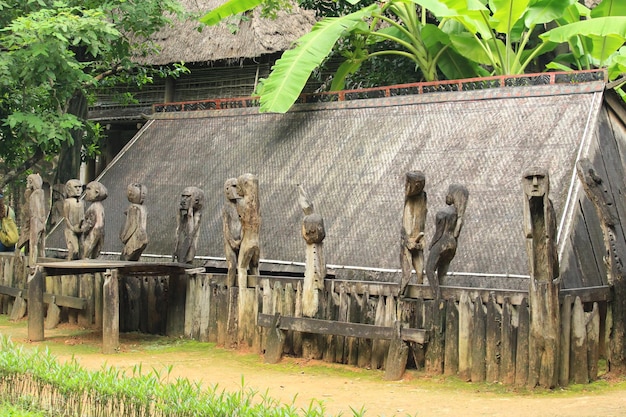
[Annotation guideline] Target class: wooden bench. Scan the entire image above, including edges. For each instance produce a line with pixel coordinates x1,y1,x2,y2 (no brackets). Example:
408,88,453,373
258,313,429,380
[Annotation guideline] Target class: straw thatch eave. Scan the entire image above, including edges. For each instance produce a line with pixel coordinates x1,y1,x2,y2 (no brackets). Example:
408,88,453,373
134,0,316,66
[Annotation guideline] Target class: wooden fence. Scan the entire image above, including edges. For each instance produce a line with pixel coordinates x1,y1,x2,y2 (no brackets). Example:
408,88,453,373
0,253,612,387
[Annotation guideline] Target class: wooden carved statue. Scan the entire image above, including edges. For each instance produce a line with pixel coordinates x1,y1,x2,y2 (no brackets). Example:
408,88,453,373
63,179,84,260
576,158,626,373
236,173,260,288
425,183,469,300
16,173,46,263
522,168,559,282
400,171,427,296
222,178,242,287
119,183,148,261
298,184,326,317
173,186,204,264
522,167,559,388
81,181,108,259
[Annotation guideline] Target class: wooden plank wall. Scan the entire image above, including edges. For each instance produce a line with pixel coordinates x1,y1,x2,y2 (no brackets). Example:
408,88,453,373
182,273,608,386
0,256,610,386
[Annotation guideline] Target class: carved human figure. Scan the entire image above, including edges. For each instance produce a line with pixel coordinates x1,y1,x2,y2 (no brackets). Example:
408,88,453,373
222,178,242,287
81,181,108,259
522,167,559,282
236,173,260,288
400,171,427,295
119,183,148,261
298,184,326,317
16,173,46,263
173,186,204,264
522,167,560,388
63,179,84,260
425,183,469,300
576,158,621,282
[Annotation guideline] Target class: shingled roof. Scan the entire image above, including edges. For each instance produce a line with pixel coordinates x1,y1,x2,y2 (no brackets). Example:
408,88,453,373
48,73,612,290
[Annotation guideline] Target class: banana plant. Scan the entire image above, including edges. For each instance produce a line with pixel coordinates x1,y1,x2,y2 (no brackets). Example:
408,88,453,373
201,0,626,113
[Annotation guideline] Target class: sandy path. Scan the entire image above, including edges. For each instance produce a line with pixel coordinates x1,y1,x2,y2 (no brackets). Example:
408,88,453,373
3,322,626,417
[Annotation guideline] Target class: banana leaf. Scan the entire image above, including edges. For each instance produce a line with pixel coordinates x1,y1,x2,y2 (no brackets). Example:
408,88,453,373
260,5,378,113
199,0,263,26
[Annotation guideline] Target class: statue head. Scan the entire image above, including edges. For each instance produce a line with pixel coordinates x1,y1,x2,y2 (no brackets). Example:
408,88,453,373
27,173,43,191
405,171,425,197
180,186,204,212
522,167,549,199
237,173,258,198
127,183,146,204
85,181,108,202
302,213,326,244
223,178,240,202
65,179,83,198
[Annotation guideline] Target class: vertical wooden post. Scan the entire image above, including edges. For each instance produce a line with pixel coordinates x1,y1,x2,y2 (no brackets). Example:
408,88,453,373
444,297,459,376
166,272,188,337
458,292,473,380
559,294,573,386
384,321,409,380
570,296,588,384
470,296,486,382
515,298,529,387
485,293,501,382
27,266,44,342
78,273,94,327
102,269,119,354
425,298,445,374
501,297,517,385
586,302,600,381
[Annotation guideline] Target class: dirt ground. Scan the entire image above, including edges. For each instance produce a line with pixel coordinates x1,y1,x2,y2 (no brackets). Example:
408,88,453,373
2,320,626,417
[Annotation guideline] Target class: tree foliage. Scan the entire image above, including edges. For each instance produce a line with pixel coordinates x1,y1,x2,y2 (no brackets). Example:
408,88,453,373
201,0,626,113
0,0,186,189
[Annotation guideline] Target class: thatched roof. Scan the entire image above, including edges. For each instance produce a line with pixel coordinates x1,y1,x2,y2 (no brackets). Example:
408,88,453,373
47,78,608,288
136,0,316,65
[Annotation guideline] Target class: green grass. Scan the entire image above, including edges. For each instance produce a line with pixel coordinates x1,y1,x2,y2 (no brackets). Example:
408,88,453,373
0,399,47,417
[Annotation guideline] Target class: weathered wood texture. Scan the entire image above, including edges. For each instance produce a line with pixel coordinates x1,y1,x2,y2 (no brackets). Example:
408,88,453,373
0,261,612,386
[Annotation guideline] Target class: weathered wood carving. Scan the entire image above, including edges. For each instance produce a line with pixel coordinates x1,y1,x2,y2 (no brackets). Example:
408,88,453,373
236,173,260,288
400,171,427,296
425,184,469,300
576,158,626,373
522,167,559,388
298,184,326,317
63,179,84,260
16,173,46,263
173,186,204,264
81,181,108,259
119,183,148,261
222,178,242,287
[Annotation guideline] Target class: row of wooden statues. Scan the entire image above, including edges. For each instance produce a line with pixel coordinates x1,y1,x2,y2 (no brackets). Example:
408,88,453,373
62,180,147,261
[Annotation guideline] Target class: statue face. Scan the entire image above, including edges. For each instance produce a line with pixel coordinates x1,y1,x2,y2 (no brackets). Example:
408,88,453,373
523,169,549,198
127,183,145,204
66,180,82,198
180,188,193,210
85,183,99,202
405,171,425,197
224,178,239,201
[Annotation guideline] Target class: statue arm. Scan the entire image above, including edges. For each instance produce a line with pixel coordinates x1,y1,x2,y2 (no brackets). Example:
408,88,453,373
81,208,96,234
120,206,138,243
30,191,46,235
222,210,240,249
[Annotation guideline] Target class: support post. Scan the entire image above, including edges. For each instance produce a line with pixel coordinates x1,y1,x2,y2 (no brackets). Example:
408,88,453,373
27,266,44,342
102,269,119,354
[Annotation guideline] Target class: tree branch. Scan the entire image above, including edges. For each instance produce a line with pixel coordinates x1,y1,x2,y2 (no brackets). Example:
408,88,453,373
0,148,45,190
